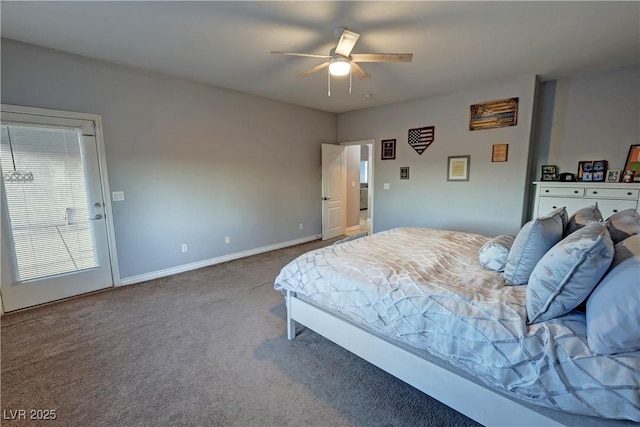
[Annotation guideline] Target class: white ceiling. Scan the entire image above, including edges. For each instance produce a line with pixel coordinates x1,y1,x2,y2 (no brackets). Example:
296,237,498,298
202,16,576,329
1,1,639,114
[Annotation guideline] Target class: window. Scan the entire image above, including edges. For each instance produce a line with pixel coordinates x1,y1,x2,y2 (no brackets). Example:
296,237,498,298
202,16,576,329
1,124,97,281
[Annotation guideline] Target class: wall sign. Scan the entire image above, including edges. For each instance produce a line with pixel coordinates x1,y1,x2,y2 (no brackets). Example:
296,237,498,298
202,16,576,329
470,98,519,131
407,126,434,155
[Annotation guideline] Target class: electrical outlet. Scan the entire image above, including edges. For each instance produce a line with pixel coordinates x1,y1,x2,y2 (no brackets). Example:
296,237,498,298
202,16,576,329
225,236,230,244
299,223,304,230
181,244,187,253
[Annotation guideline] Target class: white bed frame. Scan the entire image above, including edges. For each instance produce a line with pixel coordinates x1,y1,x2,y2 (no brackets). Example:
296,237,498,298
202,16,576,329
285,291,632,427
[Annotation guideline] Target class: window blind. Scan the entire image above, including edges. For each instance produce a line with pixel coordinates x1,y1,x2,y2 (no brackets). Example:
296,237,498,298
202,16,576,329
0,124,98,282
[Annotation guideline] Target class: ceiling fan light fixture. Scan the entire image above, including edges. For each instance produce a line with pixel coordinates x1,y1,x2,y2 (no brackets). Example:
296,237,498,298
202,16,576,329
329,57,351,76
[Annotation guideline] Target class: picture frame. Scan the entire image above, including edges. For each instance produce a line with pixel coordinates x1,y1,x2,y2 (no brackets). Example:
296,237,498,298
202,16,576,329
577,161,594,182
606,170,621,183
447,155,470,182
491,144,508,162
381,139,396,160
541,165,557,181
400,167,410,180
469,98,519,131
623,170,636,183
623,144,640,182
592,160,607,182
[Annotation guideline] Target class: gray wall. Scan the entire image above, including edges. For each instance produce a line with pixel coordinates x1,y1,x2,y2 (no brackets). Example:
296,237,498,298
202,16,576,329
338,75,538,237
1,39,336,280
532,65,639,178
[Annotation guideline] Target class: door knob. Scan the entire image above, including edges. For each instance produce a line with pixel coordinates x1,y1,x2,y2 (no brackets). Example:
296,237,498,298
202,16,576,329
93,214,103,220
322,197,331,201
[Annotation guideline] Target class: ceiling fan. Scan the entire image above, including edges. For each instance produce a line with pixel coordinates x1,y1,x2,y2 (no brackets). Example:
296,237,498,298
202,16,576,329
271,27,413,95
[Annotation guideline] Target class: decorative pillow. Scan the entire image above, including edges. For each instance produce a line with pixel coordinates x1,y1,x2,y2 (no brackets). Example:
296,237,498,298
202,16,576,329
526,222,614,324
586,255,640,355
565,204,602,236
478,235,515,272
549,206,569,231
611,234,640,269
503,211,564,285
606,208,640,244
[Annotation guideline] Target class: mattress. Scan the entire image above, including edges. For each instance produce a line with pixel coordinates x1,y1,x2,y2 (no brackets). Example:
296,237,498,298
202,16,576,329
274,227,640,421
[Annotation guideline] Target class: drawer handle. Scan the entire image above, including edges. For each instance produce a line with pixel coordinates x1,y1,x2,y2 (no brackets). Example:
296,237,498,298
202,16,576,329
613,209,618,213
628,192,633,196
552,206,557,209
592,191,598,195
574,190,579,194
545,189,549,193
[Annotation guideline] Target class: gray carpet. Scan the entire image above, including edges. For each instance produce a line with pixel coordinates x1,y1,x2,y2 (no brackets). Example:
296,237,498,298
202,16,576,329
1,238,480,427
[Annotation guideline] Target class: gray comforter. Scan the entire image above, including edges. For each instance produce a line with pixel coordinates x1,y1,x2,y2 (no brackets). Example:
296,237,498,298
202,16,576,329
274,227,640,421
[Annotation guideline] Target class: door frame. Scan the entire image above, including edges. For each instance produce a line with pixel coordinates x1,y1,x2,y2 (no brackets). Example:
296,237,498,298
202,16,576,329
340,139,375,234
0,104,121,311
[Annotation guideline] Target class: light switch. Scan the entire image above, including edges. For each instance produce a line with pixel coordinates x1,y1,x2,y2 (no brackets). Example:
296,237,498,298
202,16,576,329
112,191,125,201
384,183,390,190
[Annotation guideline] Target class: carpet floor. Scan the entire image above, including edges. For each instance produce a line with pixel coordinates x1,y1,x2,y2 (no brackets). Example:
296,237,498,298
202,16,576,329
1,238,480,427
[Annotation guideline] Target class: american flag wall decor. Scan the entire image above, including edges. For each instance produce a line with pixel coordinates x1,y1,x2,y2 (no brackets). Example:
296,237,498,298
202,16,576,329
407,126,435,155
469,98,519,131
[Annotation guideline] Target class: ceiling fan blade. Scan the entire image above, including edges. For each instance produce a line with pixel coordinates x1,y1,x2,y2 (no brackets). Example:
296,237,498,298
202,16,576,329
298,61,330,77
271,51,331,59
335,30,360,57
350,53,413,63
350,62,371,80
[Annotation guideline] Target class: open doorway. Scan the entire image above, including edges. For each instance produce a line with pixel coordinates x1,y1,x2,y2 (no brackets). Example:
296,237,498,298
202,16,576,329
342,140,374,236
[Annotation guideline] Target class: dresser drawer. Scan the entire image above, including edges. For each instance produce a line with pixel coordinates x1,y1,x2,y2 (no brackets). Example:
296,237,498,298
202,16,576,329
585,187,640,199
539,186,584,197
597,199,638,218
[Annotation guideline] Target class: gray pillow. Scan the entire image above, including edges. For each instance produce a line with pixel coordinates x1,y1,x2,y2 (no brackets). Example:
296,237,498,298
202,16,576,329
565,204,603,236
586,255,640,355
526,222,614,324
478,234,515,272
503,211,564,285
548,206,569,231
611,234,640,269
606,208,640,244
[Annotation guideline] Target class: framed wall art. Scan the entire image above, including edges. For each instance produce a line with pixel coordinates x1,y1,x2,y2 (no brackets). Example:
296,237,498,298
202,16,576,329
447,155,470,182
469,98,519,131
400,167,410,180
381,139,396,160
624,144,640,182
491,144,509,162
407,126,435,155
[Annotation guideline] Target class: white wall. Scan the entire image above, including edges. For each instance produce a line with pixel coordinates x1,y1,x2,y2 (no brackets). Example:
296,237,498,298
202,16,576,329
338,75,538,237
1,39,336,280
532,65,639,178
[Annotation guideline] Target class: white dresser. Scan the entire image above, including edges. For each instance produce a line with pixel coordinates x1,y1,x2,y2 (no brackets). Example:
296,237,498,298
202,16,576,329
533,182,640,219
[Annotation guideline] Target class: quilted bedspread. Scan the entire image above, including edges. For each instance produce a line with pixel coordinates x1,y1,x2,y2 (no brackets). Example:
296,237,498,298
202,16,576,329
274,227,640,421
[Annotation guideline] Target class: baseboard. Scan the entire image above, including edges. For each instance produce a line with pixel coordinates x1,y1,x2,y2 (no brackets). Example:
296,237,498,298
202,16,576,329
119,234,322,287
346,225,361,233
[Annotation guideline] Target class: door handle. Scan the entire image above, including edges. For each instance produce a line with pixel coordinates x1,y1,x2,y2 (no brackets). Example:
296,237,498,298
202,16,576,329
322,197,331,201
93,214,103,220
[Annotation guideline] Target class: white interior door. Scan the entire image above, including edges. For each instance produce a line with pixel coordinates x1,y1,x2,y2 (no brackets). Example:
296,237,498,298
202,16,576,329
1,110,114,311
321,143,345,240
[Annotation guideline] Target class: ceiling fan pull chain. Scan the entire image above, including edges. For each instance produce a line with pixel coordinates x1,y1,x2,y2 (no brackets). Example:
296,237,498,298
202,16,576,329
328,70,331,97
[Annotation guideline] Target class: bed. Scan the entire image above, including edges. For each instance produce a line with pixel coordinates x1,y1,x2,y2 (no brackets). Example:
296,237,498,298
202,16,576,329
273,225,640,426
